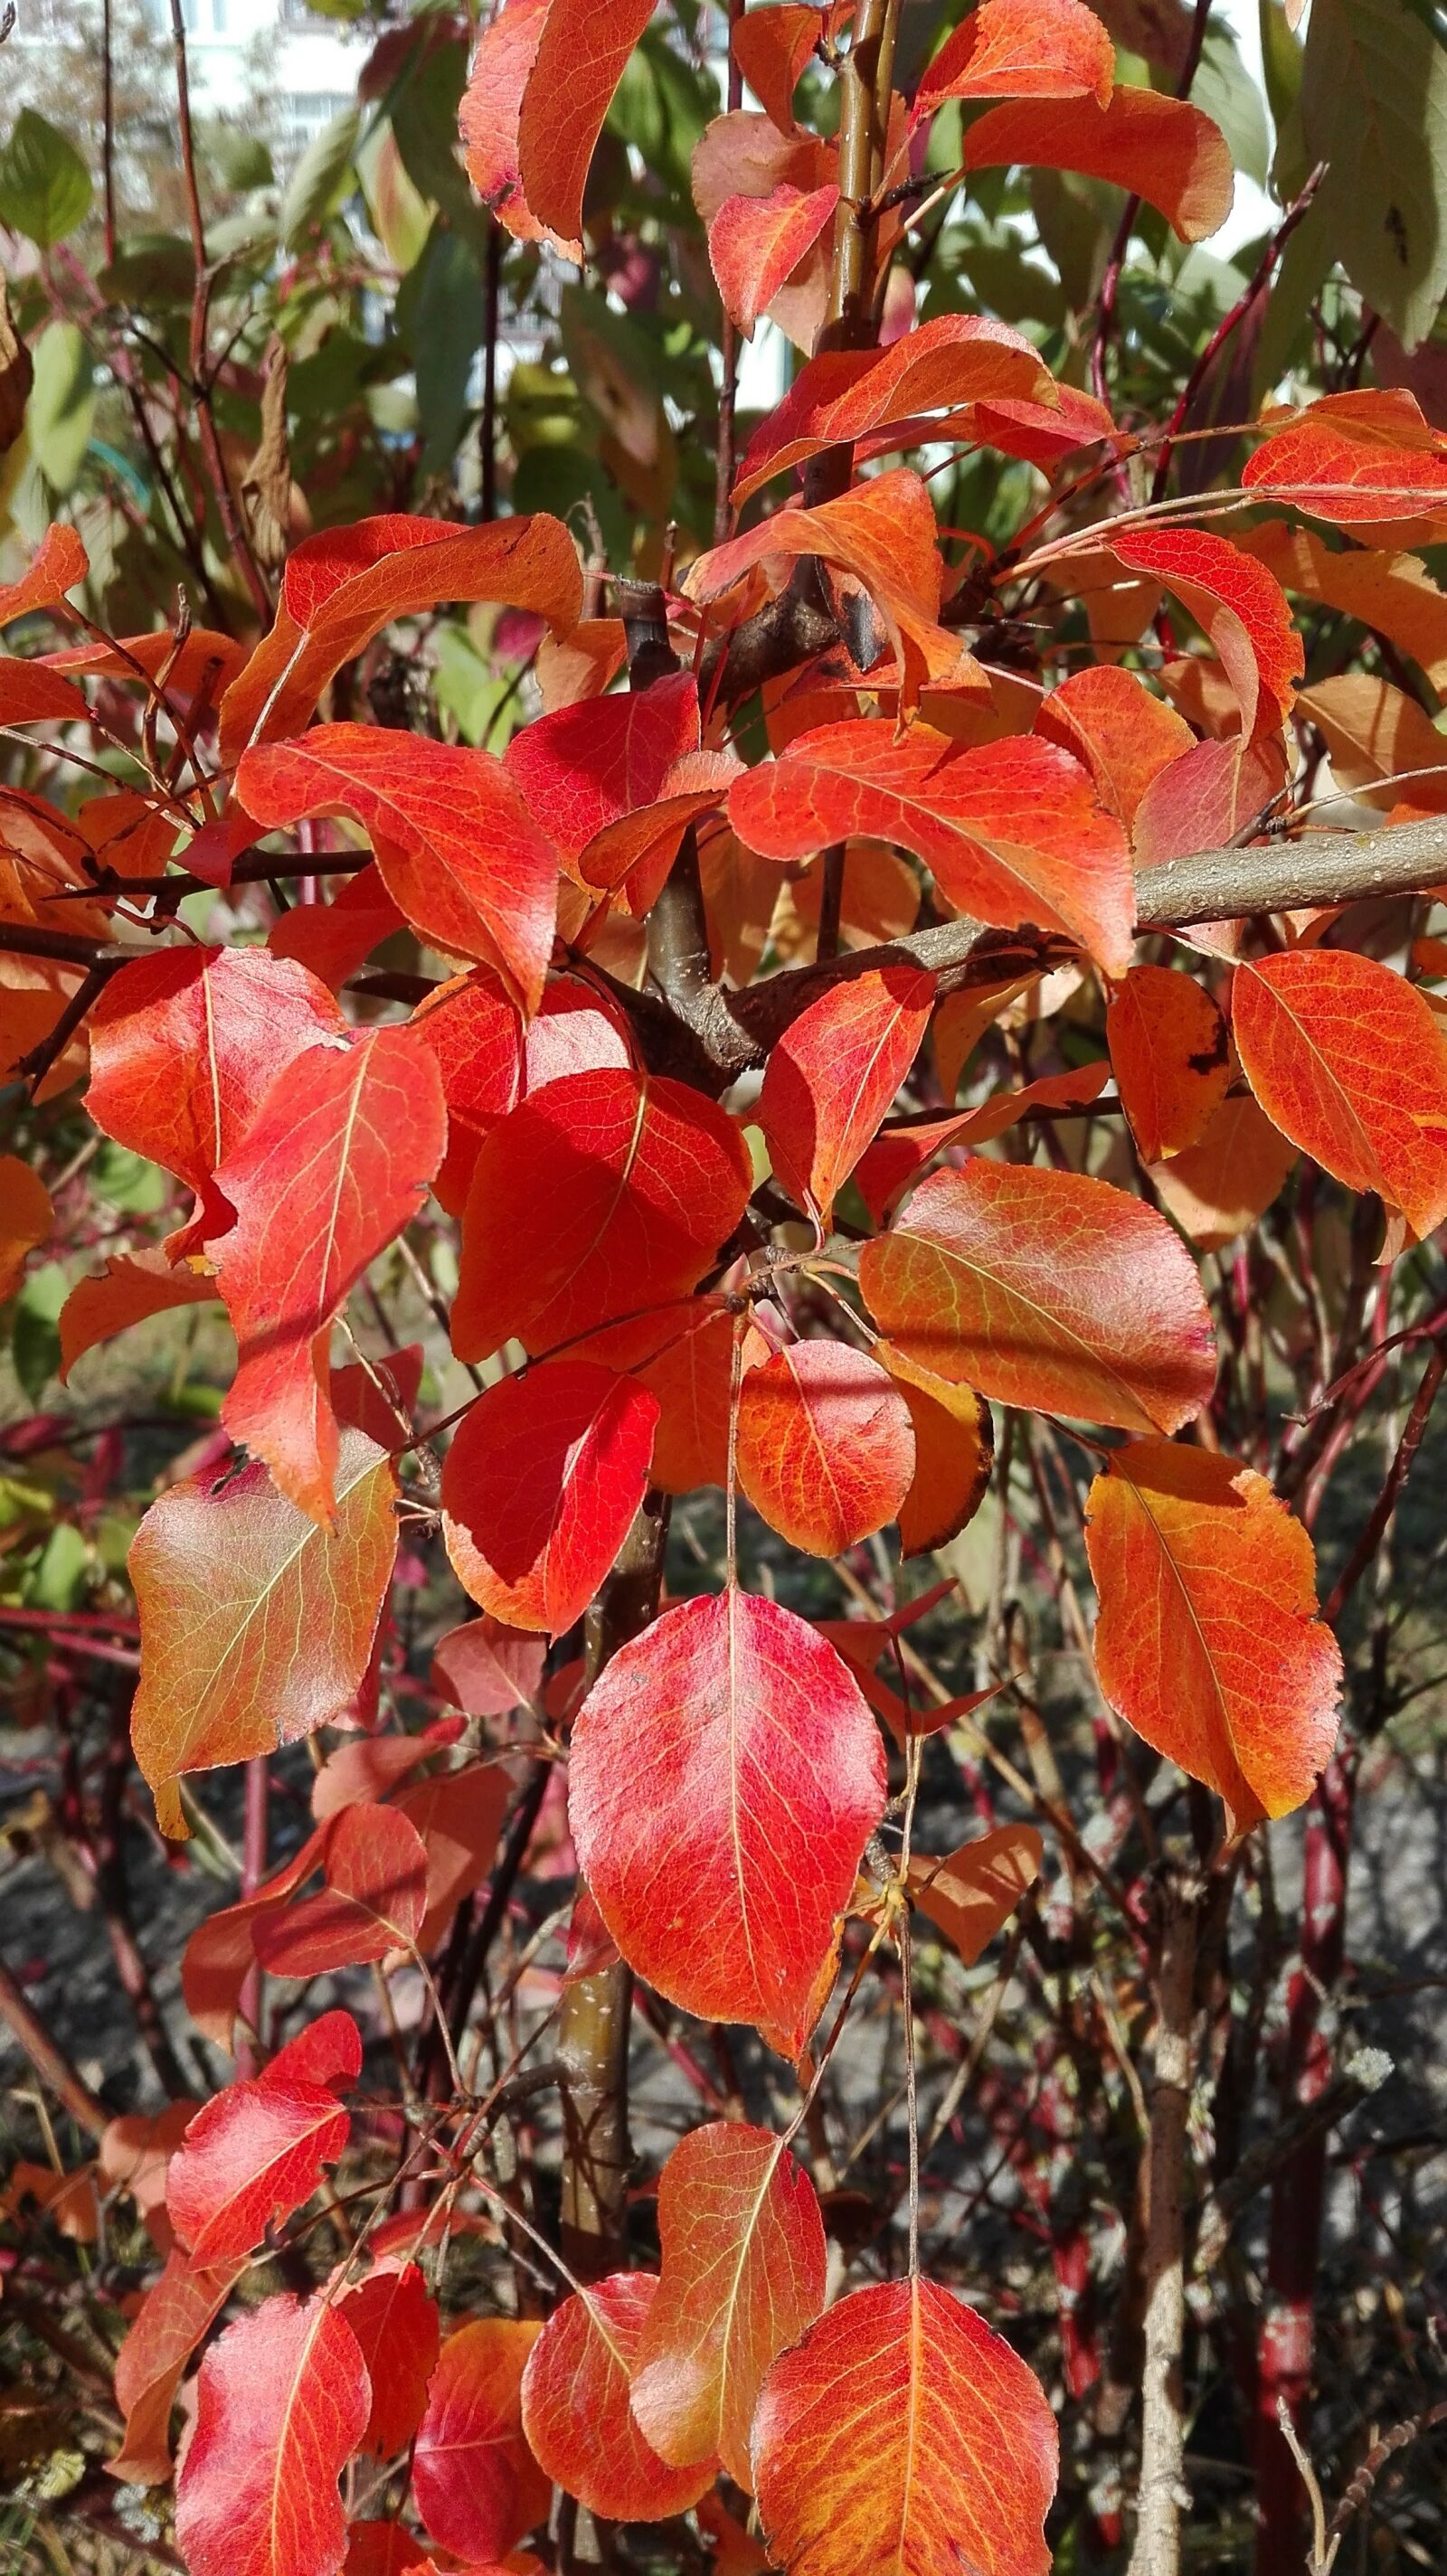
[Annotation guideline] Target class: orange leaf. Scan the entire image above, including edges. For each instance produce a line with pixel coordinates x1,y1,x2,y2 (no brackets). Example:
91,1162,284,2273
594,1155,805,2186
731,721,1135,974
735,1339,915,1556
575,1297,760,1494
0,657,90,725
1107,524,1302,739
175,2291,372,2576
1035,665,1193,829
1084,1439,1342,1828
521,2273,716,2520
1240,520,1447,694
111,2248,242,2485
442,1361,659,1634
0,1153,52,1300
218,514,581,761
569,1589,887,2055
412,2318,550,2562
60,1247,220,1381
914,0,1115,120
693,115,839,354
1148,1091,1297,1249
733,3,832,131
129,1430,399,1839
756,962,935,1224
515,0,657,248
459,0,573,251
907,1823,1043,1963
210,1027,445,1520
1243,389,1447,529
709,183,840,335
1294,673,1447,810
630,2124,827,2488
876,1342,995,1558
454,1068,752,1362
1232,948,1447,1239
965,87,1233,241
685,469,979,713
1106,963,1230,1162
733,315,1051,505
180,1826,330,2048
503,670,700,871
752,2276,1058,2576
236,727,559,1015
859,1162,1216,1433
0,524,87,624
268,865,408,988
854,1062,1111,1222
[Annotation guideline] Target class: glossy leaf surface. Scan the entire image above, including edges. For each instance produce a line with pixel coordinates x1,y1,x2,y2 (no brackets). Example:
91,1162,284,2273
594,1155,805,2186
521,2272,715,2521
167,2070,351,2262
1085,1439,1343,1828
734,1340,915,1556
175,2292,371,2576
631,2123,827,2487
859,1163,1216,1433
752,2276,1058,2576
129,1430,397,1838
442,1361,659,1634
756,964,934,1224
412,2318,550,2563
569,1589,887,2054
913,0,1115,118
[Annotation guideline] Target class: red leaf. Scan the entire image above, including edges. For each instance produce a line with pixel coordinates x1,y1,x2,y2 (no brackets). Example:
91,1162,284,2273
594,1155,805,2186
0,658,90,724
569,1589,887,2054
686,470,976,712
752,2277,1058,2576
1035,665,1194,830
1131,733,1288,886
521,2273,715,2521
209,1027,445,1521
342,2524,422,2576
574,1298,761,1494
1107,964,1230,1163
709,183,840,335
310,1728,455,1818
266,2010,364,2090
730,722,1135,974
907,1824,1043,1964
60,1248,220,1382
254,1805,430,1977
579,754,742,911
269,866,407,989
453,1068,752,1361
692,115,839,353
236,728,558,1015
0,524,88,624
409,967,525,1219
733,315,1051,505
858,1162,1216,1433
1107,525,1302,740
502,670,700,867
411,2318,550,2563
392,1763,513,1954
1084,1439,1343,1829
1243,388,1447,527
756,963,935,1224
219,514,582,760
631,2124,827,2488
338,2264,440,2458
965,88,1233,241
175,2292,372,2576
732,3,828,131
129,1431,398,1840
166,2074,352,2262
515,0,657,248
433,1616,546,1716
1231,949,1447,1240
85,946,345,1253
913,0,1115,120
180,1826,330,2048
459,0,569,250
111,2249,242,2485
735,1340,915,1556
854,1062,1111,1223
442,1361,659,1635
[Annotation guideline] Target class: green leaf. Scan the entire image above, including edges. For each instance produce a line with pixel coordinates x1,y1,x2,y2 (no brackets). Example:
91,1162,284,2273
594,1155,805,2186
28,322,96,494
13,1261,66,1404
1300,0,1447,349
99,234,197,310
0,109,91,250
207,125,275,193
1258,0,1303,141
411,228,486,475
1191,24,1271,190
91,1143,168,1215
280,105,361,250
26,1521,90,1614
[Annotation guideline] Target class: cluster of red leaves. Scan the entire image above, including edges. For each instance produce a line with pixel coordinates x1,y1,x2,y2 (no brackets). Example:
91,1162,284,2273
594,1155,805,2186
9,1,1447,2571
